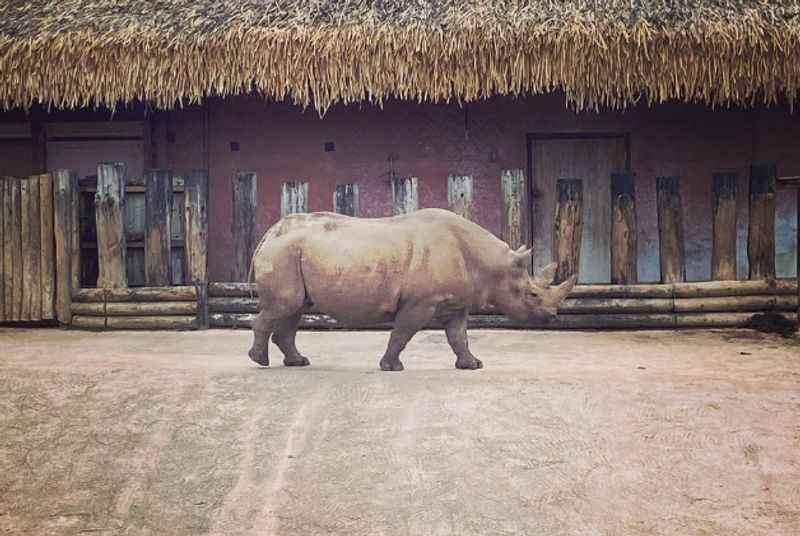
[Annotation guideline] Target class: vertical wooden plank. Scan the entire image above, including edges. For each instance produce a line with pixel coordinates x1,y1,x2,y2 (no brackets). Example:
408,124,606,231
2,179,11,321
281,181,308,216
392,176,418,215
553,179,583,284
20,178,31,320
501,169,528,252
28,176,41,320
711,173,737,281
232,172,257,282
54,170,75,323
40,173,55,319
70,173,80,290
144,169,173,285
96,162,128,288
10,178,22,320
748,163,776,280
185,169,209,329
656,176,686,283
610,173,637,284
0,178,4,322
448,175,474,221
333,184,359,216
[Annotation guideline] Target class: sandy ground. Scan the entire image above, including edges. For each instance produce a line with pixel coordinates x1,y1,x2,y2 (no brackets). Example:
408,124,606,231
0,327,799,536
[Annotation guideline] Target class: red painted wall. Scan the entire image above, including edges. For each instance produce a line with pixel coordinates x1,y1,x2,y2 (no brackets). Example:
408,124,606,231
159,94,798,283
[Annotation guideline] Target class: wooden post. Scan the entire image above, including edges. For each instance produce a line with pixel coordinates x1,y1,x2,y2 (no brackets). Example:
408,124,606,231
96,162,128,288
28,176,42,320
748,163,776,280
144,169,173,286
611,173,637,284
184,170,209,329
39,174,55,319
281,181,308,216
54,170,76,324
0,178,4,322
334,184,359,216
448,175,474,221
501,169,528,252
232,172,257,282
70,173,80,290
20,178,32,320
711,172,738,281
656,176,686,283
553,179,584,284
9,178,22,321
392,176,418,215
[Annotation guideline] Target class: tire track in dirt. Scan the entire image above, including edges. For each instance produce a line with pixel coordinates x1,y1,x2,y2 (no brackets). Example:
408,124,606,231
208,385,327,536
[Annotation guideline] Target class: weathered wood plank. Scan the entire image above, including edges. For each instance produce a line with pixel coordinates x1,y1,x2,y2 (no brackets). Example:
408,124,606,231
105,315,197,330
553,179,583,284
20,178,31,320
53,171,77,323
70,173,80,290
500,169,528,252
70,302,106,316
281,181,308,216
184,169,209,328
105,286,197,302
9,178,22,320
0,178,4,321
672,279,796,297
448,175,474,221
610,173,637,284
208,297,259,313
656,176,686,283
334,184,359,216
711,173,738,281
208,282,257,297
2,179,11,321
559,297,672,314
71,315,106,329
28,176,42,320
96,163,128,288
232,172,257,282
105,301,197,316
39,173,55,319
392,176,418,215
748,163,776,280
144,169,173,285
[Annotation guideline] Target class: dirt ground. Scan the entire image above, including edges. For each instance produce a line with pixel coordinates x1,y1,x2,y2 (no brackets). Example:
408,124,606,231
0,327,799,536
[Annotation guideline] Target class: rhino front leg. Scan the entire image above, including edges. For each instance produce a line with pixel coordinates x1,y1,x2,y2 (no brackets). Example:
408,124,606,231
272,311,311,367
379,304,435,371
445,310,483,370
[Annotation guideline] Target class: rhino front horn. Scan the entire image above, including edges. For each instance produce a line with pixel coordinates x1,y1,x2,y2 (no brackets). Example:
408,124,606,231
554,274,578,301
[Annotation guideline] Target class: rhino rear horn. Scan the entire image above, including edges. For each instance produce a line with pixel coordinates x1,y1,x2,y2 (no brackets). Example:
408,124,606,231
512,246,533,268
533,262,557,287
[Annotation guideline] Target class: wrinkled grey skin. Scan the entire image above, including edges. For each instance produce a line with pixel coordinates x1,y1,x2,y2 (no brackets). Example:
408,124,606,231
248,208,577,371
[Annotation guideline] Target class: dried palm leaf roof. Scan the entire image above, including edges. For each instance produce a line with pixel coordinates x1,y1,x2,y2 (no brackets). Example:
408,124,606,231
0,0,799,112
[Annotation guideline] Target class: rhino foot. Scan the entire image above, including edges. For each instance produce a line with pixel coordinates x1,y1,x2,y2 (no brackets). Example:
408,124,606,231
248,348,270,367
379,359,405,372
455,357,483,370
283,356,311,367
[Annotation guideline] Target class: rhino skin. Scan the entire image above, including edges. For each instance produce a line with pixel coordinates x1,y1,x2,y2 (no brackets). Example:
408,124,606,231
248,208,577,371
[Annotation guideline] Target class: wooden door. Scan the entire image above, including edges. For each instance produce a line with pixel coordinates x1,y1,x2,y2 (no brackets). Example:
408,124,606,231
530,136,627,283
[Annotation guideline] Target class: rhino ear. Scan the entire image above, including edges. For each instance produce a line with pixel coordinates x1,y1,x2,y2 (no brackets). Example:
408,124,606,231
511,246,533,269
534,262,557,287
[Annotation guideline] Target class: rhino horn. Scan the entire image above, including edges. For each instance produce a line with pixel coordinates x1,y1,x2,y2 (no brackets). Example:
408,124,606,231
551,274,578,302
533,262,557,287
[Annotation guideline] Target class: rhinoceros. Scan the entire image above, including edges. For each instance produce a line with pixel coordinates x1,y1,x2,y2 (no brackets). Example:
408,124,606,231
247,208,576,371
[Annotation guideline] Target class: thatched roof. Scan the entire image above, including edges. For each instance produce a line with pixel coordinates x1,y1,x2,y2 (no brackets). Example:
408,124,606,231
1,1,799,112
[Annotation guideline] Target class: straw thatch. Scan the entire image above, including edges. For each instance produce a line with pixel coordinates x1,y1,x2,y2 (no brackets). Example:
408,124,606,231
1,1,799,112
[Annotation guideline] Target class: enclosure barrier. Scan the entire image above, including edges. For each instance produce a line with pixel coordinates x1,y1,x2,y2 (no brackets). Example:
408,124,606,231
71,286,198,330
203,279,797,331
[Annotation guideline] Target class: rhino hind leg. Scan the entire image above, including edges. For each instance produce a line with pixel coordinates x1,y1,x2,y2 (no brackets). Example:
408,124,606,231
272,311,311,367
249,310,276,367
445,310,483,370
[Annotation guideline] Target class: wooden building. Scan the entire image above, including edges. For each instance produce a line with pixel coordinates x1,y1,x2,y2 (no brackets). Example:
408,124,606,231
0,0,798,330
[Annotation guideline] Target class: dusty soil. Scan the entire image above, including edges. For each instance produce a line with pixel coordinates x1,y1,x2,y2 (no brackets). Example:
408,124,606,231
0,327,799,536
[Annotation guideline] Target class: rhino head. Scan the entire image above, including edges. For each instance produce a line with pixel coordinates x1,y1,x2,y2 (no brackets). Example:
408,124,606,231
493,246,577,323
